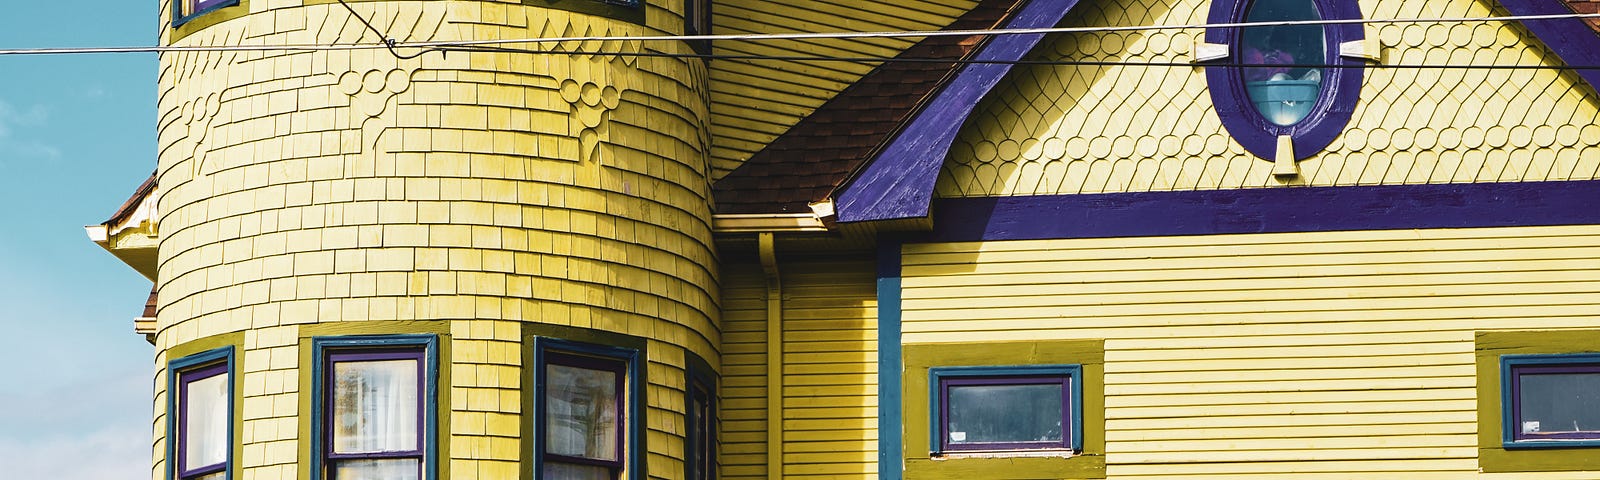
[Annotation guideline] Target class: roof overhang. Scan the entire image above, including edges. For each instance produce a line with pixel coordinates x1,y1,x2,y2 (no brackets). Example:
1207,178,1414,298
87,174,159,282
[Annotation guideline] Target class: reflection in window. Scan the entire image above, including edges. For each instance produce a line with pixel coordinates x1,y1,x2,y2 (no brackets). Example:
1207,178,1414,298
326,351,425,480
543,350,627,478
173,349,232,480
931,365,1081,455
1240,0,1325,126
1506,357,1600,444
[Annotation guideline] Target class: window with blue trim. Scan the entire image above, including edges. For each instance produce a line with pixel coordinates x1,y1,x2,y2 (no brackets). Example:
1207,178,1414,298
1502,354,1600,448
930,365,1082,455
535,338,643,480
684,0,712,54
313,335,438,480
685,367,716,480
173,0,240,27
169,347,234,480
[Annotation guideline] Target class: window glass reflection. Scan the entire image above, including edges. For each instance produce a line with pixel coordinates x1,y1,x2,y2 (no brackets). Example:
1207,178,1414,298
1240,0,1325,125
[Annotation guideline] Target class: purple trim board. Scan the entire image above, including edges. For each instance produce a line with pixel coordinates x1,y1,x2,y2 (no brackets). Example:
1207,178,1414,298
835,0,1082,224
833,0,1600,225
1500,0,1600,91
917,180,1600,243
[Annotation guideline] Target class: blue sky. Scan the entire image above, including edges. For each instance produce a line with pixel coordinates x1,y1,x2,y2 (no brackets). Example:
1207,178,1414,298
0,1,162,478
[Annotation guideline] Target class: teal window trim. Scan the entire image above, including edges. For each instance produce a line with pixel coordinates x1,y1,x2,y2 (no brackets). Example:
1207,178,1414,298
876,240,904,479
309,334,440,480
171,0,240,28
928,365,1084,455
167,346,236,480
1501,353,1600,449
533,337,645,480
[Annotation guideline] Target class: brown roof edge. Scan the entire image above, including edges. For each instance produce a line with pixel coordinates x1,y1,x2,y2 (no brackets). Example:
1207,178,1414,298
105,172,158,226
143,286,158,319
1561,0,1600,32
711,0,1025,215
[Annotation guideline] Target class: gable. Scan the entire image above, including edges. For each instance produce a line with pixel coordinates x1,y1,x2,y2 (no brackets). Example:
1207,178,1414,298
936,0,1600,198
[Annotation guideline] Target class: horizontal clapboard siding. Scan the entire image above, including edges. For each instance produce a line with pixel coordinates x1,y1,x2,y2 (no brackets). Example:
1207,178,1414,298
900,224,1600,478
707,0,979,179
719,257,879,478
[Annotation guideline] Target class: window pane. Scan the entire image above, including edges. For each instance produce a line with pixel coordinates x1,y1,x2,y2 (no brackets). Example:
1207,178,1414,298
331,458,420,480
1240,0,1325,125
947,383,1064,445
1518,372,1600,437
543,461,613,480
546,363,619,461
183,372,229,471
195,472,226,480
332,359,419,454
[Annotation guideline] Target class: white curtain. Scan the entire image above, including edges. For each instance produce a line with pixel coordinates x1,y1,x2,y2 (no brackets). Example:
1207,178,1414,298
333,359,419,454
184,373,229,470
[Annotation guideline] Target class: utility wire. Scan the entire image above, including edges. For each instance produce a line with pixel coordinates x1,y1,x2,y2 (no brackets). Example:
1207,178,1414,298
334,0,435,60
0,11,1597,59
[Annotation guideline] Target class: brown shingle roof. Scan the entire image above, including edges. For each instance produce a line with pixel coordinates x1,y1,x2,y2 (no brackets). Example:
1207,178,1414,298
712,0,1023,214
1562,0,1600,32
106,172,157,226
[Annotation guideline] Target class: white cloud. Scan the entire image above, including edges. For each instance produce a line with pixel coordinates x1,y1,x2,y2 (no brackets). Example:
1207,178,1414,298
0,98,60,161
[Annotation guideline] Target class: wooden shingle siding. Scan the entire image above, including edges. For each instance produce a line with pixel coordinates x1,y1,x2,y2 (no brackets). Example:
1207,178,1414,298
718,257,879,478
901,225,1600,478
708,0,979,179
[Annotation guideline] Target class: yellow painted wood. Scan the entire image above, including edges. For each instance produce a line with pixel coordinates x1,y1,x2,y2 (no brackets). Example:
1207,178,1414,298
720,257,878,479
935,0,1600,197
707,0,978,179
903,225,1600,476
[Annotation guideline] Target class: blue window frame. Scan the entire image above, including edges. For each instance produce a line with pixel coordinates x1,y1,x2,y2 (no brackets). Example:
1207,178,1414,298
311,335,439,480
1502,354,1600,448
684,0,713,54
168,347,235,480
929,365,1082,455
1204,0,1364,163
534,338,644,480
685,364,716,480
172,0,241,27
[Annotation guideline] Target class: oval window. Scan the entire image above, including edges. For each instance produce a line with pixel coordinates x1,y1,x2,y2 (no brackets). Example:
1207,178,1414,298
1205,0,1363,163
1241,0,1324,126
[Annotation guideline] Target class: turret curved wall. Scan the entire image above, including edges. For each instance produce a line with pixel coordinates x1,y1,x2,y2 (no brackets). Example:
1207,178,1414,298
150,1,718,478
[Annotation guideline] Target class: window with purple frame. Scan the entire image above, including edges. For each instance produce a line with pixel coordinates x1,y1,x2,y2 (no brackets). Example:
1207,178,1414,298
173,0,240,26
1503,354,1600,448
930,365,1083,455
535,338,643,480
169,347,234,480
313,335,438,480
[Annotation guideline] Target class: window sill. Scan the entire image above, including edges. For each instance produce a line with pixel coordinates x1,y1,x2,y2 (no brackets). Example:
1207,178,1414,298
934,449,1075,460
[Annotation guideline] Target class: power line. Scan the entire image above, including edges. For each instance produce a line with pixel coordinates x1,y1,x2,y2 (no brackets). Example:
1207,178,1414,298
0,11,1596,59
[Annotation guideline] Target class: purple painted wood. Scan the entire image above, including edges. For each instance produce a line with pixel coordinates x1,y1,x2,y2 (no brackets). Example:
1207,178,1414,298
835,0,1082,223
1502,0,1600,92
919,180,1600,242
1204,0,1364,161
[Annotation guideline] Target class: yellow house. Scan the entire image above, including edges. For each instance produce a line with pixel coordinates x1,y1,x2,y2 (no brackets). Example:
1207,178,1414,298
90,0,1600,478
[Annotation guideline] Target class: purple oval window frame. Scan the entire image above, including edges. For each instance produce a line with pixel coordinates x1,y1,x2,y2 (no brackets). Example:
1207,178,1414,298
1205,0,1364,160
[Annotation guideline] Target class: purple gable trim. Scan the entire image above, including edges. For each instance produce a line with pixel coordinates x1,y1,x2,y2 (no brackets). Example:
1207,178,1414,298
834,0,1082,224
1502,0,1600,92
918,180,1600,243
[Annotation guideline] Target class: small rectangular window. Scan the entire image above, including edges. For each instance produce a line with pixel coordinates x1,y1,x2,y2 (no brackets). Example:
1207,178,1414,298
930,366,1081,455
536,339,640,480
314,335,437,480
170,348,233,480
1504,354,1600,447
